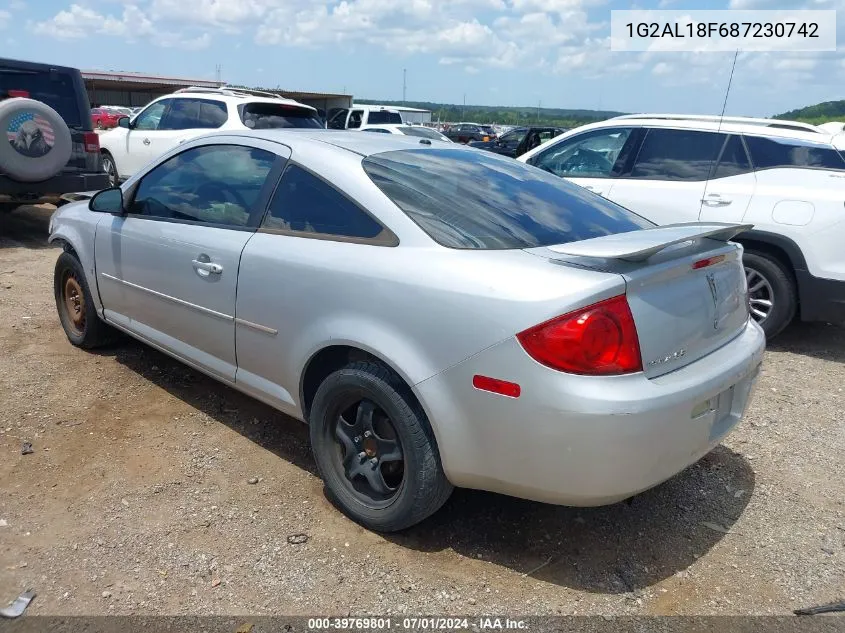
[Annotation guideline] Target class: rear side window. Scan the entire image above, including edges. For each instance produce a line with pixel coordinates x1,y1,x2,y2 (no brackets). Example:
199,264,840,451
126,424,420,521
263,164,387,241
0,68,83,128
744,135,845,171
197,100,228,128
368,111,403,124
362,148,653,250
631,129,724,181
711,135,752,179
238,103,322,129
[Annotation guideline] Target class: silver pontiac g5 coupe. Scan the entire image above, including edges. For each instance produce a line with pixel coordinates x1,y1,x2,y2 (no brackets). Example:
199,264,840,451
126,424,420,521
49,130,765,531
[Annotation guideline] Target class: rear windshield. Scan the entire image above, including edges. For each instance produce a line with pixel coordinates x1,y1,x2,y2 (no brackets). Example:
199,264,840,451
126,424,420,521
0,68,83,128
399,126,446,140
368,111,403,124
362,148,653,249
745,135,845,171
238,103,323,129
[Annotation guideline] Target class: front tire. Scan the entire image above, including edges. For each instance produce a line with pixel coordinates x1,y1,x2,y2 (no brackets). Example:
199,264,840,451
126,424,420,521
309,361,453,532
101,151,118,187
54,252,118,349
743,251,797,339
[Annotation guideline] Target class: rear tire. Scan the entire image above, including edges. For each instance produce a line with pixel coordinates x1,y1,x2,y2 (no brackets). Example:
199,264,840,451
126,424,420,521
743,250,796,340
309,361,453,532
54,252,118,349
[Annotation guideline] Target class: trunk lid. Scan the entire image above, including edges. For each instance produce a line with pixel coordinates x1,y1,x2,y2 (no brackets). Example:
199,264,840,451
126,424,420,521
526,223,752,378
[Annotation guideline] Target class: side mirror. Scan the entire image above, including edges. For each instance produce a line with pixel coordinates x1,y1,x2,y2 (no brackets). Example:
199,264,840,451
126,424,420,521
118,116,130,129
89,187,125,215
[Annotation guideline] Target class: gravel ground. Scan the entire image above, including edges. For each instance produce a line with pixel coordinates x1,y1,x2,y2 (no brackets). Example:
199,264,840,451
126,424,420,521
0,205,843,616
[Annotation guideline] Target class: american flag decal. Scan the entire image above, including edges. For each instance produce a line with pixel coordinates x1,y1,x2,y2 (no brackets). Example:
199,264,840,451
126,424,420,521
6,112,55,147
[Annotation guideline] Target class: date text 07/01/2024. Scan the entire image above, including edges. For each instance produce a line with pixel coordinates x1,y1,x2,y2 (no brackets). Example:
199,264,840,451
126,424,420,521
306,617,529,630
625,21,820,39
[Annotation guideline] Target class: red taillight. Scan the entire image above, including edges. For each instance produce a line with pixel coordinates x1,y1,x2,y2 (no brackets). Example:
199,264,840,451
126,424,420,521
692,254,726,270
516,295,642,375
472,375,521,398
83,132,100,153
8,90,29,98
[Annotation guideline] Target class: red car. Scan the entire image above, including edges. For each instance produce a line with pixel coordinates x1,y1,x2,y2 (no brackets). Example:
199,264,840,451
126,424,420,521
90,107,123,129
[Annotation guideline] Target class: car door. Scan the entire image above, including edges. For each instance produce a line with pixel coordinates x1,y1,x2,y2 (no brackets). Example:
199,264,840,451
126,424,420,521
526,127,640,198
95,139,287,381
234,163,393,415
699,134,756,223
497,129,528,157
327,108,349,129
122,98,173,176
608,127,725,225
348,109,365,129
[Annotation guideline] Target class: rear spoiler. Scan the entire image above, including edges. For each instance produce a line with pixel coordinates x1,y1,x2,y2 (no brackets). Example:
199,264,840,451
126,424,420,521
547,222,753,263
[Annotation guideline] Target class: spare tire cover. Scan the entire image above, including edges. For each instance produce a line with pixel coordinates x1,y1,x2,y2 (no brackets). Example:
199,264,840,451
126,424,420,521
0,98,73,183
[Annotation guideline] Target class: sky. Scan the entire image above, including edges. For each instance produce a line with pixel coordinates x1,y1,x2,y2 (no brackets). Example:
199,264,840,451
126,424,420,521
3,0,845,116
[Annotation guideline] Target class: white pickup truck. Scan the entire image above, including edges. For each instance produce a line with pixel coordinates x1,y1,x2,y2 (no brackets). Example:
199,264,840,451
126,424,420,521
327,105,403,130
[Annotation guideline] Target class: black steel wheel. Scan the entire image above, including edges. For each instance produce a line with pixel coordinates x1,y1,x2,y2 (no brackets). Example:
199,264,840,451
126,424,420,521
309,360,452,532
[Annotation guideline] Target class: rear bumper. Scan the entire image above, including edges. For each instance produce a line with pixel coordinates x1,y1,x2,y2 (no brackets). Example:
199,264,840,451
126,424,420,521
415,319,765,506
797,270,845,324
0,173,110,205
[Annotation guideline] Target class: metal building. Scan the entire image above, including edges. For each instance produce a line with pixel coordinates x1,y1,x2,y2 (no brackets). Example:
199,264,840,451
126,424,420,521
81,70,353,116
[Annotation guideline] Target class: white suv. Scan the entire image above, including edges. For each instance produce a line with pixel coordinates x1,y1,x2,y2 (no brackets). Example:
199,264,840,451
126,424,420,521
518,114,845,338
99,87,321,185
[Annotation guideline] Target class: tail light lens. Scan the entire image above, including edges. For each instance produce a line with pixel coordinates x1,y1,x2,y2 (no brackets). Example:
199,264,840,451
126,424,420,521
82,132,100,153
516,295,642,375
8,90,29,98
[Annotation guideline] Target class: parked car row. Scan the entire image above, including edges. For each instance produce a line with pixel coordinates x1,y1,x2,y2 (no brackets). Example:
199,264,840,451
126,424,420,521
5,54,839,537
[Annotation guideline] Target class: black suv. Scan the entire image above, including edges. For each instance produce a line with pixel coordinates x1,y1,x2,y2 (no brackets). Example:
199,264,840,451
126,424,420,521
0,58,109,209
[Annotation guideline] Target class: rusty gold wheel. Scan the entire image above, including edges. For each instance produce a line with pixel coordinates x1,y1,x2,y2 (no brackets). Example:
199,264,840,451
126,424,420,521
62,273,86,335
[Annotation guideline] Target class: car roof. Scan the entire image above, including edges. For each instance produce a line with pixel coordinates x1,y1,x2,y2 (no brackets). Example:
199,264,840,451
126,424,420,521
156,87,316,112
193,129,468,157
595,115,830,143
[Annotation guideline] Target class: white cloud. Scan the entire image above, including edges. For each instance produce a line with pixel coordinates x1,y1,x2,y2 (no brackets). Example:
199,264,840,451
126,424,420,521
31,3,210,49
0,10,9,28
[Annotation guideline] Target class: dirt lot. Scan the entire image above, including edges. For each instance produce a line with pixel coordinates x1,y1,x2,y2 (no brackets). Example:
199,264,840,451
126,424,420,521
0,205,843,617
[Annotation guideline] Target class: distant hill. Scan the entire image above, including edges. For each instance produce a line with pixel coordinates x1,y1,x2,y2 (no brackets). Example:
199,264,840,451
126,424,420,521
776,100,845,124
355,99,626,127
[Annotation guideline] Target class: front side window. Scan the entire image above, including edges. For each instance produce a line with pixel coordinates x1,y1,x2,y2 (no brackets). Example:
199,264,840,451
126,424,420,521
348,110,364,129
327,109,348,130
159,98,202,130
744,135,845,171
363,148,653,250
532,128,633,179
500,129,528,147
263,164,386,240
133,100,169,131
130,144,277,228
631,128,724,181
